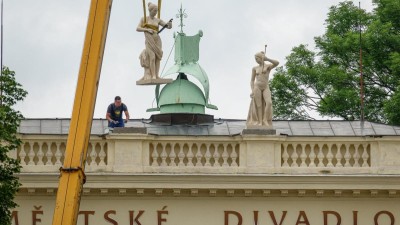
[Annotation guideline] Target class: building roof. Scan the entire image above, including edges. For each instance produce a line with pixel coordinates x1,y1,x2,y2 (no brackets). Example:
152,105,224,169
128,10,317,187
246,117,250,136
18,119,400,136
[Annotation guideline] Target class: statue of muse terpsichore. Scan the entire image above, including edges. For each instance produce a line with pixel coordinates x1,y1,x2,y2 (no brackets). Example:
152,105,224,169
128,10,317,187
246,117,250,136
246,50,279,128
136,2,173,85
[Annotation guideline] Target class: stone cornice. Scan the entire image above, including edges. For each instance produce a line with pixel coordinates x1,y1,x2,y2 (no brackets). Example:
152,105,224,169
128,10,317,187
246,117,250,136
17,173,400,198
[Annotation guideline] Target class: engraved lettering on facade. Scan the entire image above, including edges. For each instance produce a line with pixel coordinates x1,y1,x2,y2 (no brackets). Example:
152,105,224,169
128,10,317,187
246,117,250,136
253,211,259,225
157,206,168,225
78,211,95,225
295,211,310,225
268,211,287,225
374,211,395,225
104,210,118,225
32,206,43,225
129,210,145,225
323,211,341,225
353,211,358,225
11,211,19,225
224,211,243,225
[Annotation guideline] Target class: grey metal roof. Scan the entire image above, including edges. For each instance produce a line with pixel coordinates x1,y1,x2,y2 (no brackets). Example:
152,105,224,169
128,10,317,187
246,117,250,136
18,119,400,137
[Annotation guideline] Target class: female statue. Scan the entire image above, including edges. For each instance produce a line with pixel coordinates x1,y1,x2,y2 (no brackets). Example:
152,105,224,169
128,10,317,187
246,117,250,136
246,51,279,128
136,2,172,82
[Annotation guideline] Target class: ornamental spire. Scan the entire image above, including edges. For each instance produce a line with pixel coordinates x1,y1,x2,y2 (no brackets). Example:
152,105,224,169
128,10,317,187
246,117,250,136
176,3,187,33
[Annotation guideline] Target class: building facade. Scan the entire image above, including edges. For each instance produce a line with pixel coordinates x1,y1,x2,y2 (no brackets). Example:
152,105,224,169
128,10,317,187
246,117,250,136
11,119,400,225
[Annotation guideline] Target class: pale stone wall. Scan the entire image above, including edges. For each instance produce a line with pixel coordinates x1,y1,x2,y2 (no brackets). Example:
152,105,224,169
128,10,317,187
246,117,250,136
13,196,400,225
12,132,400,225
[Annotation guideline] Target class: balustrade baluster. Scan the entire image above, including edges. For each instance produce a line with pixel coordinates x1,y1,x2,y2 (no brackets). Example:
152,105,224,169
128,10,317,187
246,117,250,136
178,144,185,166
89,143,97,166
37,142,44,165
205,144,211,167
195,144,203,167
362,144,369,167
300,144,307,167
231,144,238,167
28,142,35,165
282,144,289,167
160,143,168,166
309,144,316,167
335,144,344,168
187,144,194,167
353,144,361,167
98,142,106,166
151,144,159,166
212,145,220,167
317,145,324,167
45,143,53,166
344,144,351,167
55,142,62,166
326,144,334,167
169,144,177,167
19,143,27,165
222,144,229,167
291,144,299,167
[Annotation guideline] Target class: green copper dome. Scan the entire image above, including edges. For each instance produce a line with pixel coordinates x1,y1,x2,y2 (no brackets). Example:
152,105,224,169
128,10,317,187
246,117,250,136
146,7,217,114
159,77,206,114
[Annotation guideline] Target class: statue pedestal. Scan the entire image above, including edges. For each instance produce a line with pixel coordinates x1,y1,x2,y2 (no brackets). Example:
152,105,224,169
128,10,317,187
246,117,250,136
242,126,276,135
112,127,147,134
136,78,173,85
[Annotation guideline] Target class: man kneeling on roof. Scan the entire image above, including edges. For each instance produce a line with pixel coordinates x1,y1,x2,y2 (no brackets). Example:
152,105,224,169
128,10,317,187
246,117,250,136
106,96,130,128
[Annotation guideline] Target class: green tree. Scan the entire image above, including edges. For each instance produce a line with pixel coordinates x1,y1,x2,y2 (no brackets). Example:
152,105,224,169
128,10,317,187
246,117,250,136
271,0,400,124
0,67,27,225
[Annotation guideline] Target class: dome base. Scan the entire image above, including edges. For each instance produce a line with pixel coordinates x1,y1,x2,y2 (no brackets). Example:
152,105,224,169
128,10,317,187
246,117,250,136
149,113,214,125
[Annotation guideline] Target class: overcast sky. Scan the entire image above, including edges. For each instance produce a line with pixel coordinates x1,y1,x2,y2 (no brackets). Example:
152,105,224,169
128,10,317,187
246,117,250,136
5,0,374,120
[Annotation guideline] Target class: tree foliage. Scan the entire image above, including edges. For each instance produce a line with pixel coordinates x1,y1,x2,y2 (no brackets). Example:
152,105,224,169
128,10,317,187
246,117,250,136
0,67,27,225
271,0,400,124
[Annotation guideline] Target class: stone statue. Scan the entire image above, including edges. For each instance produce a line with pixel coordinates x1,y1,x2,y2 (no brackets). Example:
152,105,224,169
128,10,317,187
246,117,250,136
246,51,279,128
136,2,172,85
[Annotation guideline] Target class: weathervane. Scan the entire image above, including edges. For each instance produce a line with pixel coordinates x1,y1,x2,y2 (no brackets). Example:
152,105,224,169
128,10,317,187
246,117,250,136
176,4,187,33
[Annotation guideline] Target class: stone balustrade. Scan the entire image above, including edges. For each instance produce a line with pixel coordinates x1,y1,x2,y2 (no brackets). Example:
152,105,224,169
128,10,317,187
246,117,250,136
150,142,240,167
11,134,400,174
281,143,371,168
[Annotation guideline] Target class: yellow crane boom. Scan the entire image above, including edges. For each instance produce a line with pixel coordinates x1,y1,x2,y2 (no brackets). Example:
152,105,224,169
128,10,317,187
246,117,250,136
52,0,112,224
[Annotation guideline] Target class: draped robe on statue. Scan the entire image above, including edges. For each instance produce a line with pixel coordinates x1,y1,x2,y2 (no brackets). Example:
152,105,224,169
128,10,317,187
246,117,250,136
139,20,163,80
